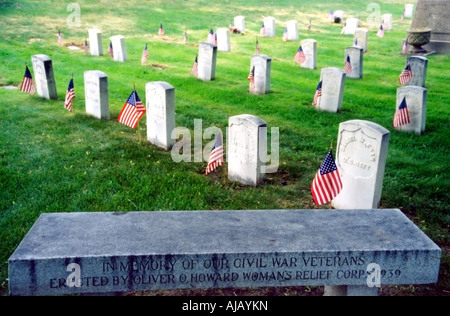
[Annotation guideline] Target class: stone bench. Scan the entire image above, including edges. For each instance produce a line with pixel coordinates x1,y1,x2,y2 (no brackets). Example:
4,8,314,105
8,209,441,296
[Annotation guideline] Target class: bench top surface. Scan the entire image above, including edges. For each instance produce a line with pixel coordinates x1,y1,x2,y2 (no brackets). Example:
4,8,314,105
11,209,440,260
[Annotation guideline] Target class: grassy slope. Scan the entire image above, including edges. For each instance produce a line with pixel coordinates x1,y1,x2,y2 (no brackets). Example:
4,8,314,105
0,0,448,295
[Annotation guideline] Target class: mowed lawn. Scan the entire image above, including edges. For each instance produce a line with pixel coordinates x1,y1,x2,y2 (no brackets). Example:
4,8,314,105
0,0,449,296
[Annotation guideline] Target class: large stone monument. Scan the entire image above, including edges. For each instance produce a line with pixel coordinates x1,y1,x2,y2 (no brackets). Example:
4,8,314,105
410,0,450,54
332,120,390,209
84,71,109,120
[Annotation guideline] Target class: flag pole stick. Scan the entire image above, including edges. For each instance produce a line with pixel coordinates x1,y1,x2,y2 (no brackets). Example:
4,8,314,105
329,140,334,210
133,83,141,143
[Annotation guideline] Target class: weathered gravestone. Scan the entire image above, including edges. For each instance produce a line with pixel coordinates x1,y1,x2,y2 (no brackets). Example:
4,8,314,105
286,20,299,41
31,55,57,100
234,16,245,32
263,16,276,37
332,120,390,209
146,81,175,150
345,46,363,79
381,14,393,31
354,28,368,53
84,71,110,120
216,28,231,52
88,29,103,56
197,43,217,82
411,0,450,54
110,35,127,62
8,209,441,296
300,39,317,70
250,55,271,95
404,4,414,18
344,18,360,35
407,56,428,87
396,86,427,135
228,114,267,186
315,68,346,113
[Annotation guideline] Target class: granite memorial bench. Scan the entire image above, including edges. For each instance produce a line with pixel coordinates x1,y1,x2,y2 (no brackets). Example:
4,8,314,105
9,209,441,296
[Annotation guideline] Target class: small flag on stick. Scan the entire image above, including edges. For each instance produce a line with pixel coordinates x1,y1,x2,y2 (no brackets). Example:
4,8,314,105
141,44,148,65
83,39,89,54
256,38,260,55
118,89,145,129
64,78,75,112
294,46,306,65
393,97,411,127
399,64,413,85
248,66,255,91
312,80,322,106
205,133,224,175
377,24,384,38
344,55,352,74
260,23,266,36
108,41,114,58
191,55,198,77
20,65,35,94
311,149,343,206
58,30,63,46
282,28,288,41
159,24,165,36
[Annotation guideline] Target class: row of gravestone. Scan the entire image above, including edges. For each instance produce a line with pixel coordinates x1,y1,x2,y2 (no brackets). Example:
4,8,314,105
32,51,394,209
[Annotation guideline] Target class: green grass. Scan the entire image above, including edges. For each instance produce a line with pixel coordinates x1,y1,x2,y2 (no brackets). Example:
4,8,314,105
0,0,449,296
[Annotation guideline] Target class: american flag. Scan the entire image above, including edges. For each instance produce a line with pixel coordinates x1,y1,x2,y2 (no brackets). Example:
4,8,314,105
141,43,148,65
377,24,384,38
108,41,114,58
282,28,288,41
214,33,218,46
183,31,188,45
399,64,413,85
20,65,35,94
64,78,75,112
311,150,343,206
328,11,334,22
256,38,260,55
354,38,358,46
83,39,89,54
205,133,224,175
58,30,63,46
248,66,255,90
260,22,266,36
393,97,411,127
118,90,145,129
312,80,322,106
344,55,352,74
341,23,346,34
402,39,408,55
207,29,215,44
159,24,165,36
294,46,306,64
307,19,312,30
191,55,198,77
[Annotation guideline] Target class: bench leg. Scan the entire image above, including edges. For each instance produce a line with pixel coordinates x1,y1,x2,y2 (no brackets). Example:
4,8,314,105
324,285,379,296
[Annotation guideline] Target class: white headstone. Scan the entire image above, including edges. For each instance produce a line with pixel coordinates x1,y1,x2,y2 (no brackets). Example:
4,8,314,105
396,86,427,135
31,54,57,100
344,18,360,35
407,56,428,87
88,29,103,56
300,39,317,69
216,28,231,52
263,16,276,37
404,4,414,18
345,46,363,79
146,82,175,150
234,16,245,32
197,42,217,82
316,67,346,112
110,35,127,62
228,114,267,187
286,20,299,41
250,55,271,95
84,70,109,120
332,120,390,209
381,14,393,31
354,28,368,52
334,10,345,22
